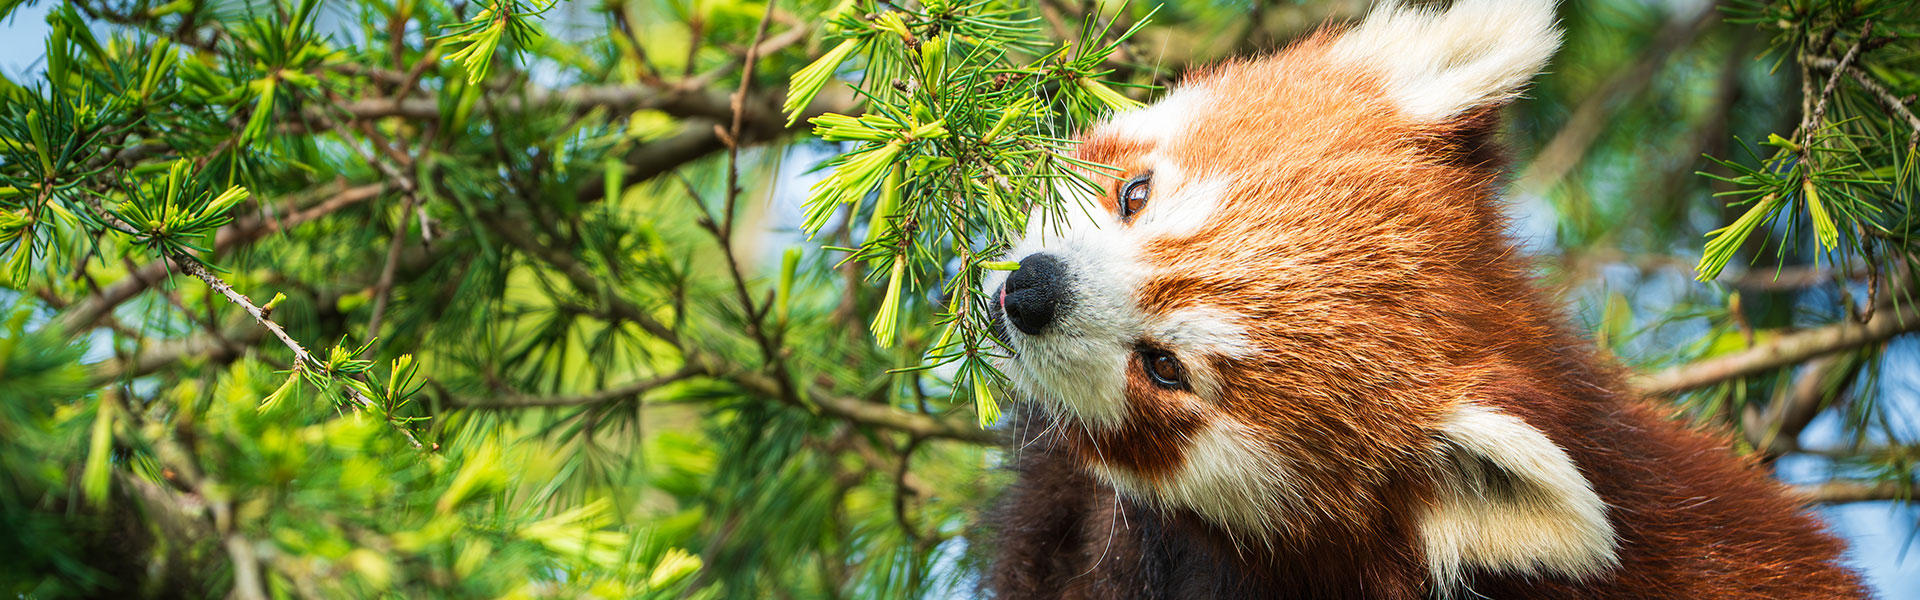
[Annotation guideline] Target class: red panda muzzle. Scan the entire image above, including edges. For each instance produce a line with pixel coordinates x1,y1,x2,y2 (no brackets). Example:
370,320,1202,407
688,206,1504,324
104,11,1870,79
1001,253,1070,335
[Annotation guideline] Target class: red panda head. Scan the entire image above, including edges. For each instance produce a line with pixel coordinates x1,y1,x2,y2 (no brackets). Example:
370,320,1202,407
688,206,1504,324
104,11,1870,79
985,0,1612,589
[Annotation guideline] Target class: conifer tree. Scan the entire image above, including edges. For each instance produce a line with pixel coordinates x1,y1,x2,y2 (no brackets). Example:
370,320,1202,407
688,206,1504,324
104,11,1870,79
0,0,1914,598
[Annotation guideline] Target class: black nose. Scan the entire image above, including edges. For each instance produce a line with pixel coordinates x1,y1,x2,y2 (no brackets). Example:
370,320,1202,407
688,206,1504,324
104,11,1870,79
1002,253,1070,335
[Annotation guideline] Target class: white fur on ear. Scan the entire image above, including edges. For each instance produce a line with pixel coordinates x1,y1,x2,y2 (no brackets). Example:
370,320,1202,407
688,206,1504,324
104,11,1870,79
1421,405,1618,594
1327,0,1562,121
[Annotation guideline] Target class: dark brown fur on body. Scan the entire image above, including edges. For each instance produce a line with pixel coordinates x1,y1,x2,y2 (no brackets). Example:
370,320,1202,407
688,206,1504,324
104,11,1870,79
987,396,1862,599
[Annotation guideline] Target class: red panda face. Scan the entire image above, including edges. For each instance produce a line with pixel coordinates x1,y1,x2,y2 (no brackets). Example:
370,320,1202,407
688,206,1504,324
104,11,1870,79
986,0,1618,588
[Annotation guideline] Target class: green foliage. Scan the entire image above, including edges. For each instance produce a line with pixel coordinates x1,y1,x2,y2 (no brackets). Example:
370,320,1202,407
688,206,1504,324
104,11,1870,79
1695,0,1919,281
786,0,1152,424
437,0,556,83
0,0,1914,598
105,160,250,263
0,307,97,596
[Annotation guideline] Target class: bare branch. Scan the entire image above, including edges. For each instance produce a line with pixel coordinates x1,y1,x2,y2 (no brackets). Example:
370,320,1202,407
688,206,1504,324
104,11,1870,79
455,367,702,408
727,369,999,445
172,259,318,371
1740,354,1850,455
1795,480,1914,504
1636,300,1920,394
364,192,416,343
1799,23,1870,145
332,81,847,207
1807,54,1920,147
336,83,746,123
89,326,265,385
575,88,848,204
1730,265,1871,291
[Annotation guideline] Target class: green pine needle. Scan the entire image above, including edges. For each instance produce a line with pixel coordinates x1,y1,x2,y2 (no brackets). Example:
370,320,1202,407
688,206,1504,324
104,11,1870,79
784,39,865,125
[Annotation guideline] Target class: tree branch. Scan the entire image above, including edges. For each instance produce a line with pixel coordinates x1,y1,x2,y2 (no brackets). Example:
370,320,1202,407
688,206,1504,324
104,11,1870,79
1513,2,1718,195
335,82,794,129
454,367,702,408
1739,353,1851,455
1730,265,1872,291
89,239,449,387
573,88,847,205
89,326,266,386
476,212,996,444
1798,24,1869,147
727,369,998,445
1635,299,1920,394
335,81,850,207
1807,53,1920,147
1795,480,1914,504
58,182,386,334
171,257,423,450
334,86,670,121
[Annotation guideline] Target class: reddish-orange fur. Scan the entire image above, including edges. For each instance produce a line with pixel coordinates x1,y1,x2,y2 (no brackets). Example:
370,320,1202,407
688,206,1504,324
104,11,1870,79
984,31,1866,600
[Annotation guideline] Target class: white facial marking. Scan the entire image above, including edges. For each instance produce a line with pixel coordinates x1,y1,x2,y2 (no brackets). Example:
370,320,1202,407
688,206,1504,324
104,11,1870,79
1099,88,1202,145
987,187,1137,429
1091,419,1301,544
1326,0,1562,121
1150,306,1257,359
1147,306,1256,401
985,89,1235,431
1423,404,1618,594
1133,172,1229,239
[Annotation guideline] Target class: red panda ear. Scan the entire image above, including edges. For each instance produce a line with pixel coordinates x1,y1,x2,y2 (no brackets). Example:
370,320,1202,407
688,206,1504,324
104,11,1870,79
1326,0,1562,122
1421,405,1619,591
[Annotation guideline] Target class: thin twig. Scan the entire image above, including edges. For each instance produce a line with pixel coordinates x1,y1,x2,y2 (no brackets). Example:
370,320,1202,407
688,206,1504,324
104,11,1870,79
314,99,419,195
53,182,378,332
171,257,424,449
611,7,664,85
686,25,814,91
477,211,992,443
892,435,927,543
312,96,433,355
700,0,808,412
1800,23,1868,146
724,0,778,237
1807,54,1920,149
58,183,384,334
1739,354,1850,456
171,260,314,368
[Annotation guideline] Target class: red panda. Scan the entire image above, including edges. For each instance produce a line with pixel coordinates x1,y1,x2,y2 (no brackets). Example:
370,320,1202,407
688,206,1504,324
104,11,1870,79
980,1,1868,598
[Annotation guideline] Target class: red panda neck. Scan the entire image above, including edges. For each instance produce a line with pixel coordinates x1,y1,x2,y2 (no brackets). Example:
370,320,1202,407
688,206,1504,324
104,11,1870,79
995,408,1442,599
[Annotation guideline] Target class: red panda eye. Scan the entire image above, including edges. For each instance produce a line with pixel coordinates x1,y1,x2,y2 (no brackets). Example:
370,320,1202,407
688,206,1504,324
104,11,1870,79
1140,349,1187,390
1119,173,1151,222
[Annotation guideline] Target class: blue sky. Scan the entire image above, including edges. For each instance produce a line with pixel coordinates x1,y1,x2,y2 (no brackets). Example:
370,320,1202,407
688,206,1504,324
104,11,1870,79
0,3,52,79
